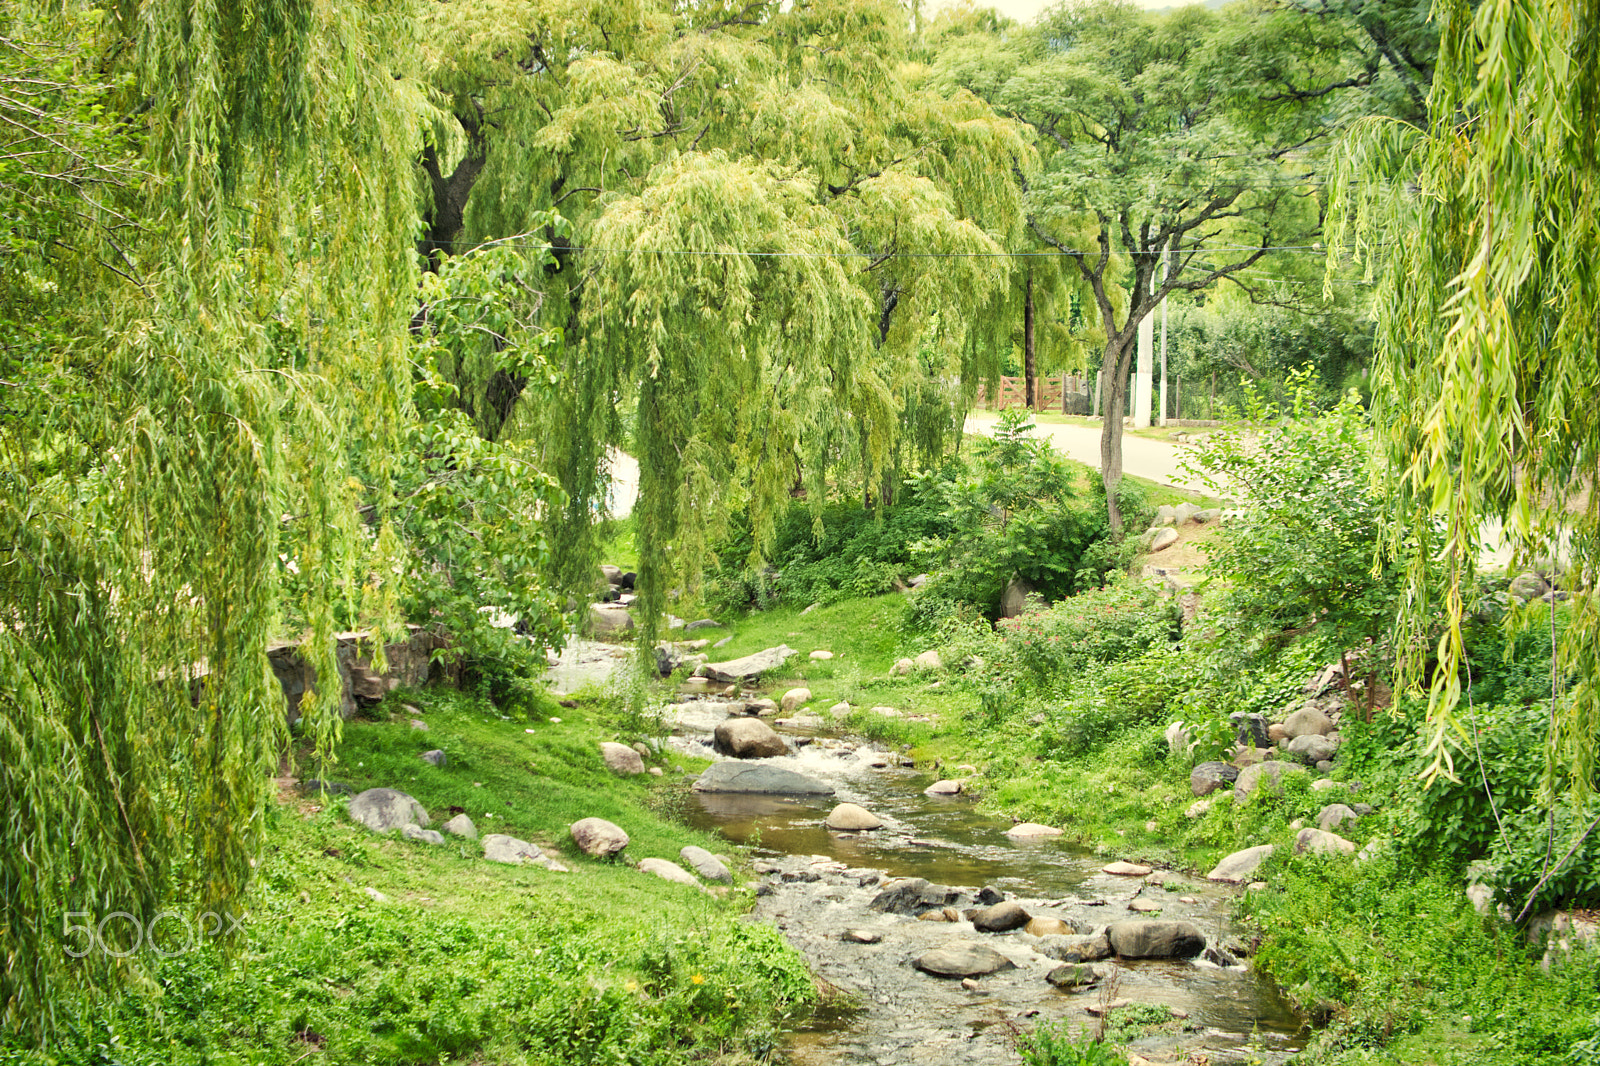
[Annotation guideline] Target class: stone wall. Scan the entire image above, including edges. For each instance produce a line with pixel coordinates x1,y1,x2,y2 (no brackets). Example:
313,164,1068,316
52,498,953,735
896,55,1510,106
268,626,442,725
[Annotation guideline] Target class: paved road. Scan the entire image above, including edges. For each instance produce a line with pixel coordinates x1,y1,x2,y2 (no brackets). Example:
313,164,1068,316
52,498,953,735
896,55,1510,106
964,411,1215,497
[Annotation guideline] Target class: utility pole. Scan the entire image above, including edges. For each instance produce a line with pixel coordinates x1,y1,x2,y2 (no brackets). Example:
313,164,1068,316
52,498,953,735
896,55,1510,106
1158,247,1172,427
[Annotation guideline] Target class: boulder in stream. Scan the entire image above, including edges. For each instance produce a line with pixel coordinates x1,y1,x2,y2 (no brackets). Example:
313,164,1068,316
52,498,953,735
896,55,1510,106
1045,962,1104,990
701,645,797,683
713,718,789,759
1005,822,1063,839
972,901,1031,933
868,877,967,916
1106,920,1205,959
914,941,1017,978
924,779,963,796
1025,916,1077,937
824,803,883,831
692,762,834,796
1039,932,1113,963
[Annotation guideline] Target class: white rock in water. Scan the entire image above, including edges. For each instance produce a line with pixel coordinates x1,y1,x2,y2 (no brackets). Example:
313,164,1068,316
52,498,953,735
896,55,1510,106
1006,822,1062,839
825,803,884,831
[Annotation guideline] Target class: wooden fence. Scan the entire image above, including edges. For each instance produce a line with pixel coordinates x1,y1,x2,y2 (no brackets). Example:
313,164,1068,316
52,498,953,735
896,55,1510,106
974,374,1092,413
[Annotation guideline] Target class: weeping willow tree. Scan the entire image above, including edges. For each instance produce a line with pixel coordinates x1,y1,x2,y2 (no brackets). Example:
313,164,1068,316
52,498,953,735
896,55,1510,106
1328,0,1600,815
0,0,424,1038
413,0,1029,623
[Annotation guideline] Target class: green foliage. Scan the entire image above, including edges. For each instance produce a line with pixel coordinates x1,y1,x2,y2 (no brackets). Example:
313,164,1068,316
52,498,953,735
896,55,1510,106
911,410,1106,613
1186,370,1403,665
1015,1022,1120,1066
991,577,1180,693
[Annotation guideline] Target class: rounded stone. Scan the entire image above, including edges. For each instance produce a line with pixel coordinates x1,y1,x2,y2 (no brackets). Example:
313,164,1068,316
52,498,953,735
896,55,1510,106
924,779,963,796
1005,822,1062,839
914,941,1017,978
780,687,812,713
1102,861,1152,877
600,741,645,774
348,788,429,832
713,717,789,758
825,803,884,831
570,817,630,857
638,857,699,886
972,901,1031,933
1025,916,1077,937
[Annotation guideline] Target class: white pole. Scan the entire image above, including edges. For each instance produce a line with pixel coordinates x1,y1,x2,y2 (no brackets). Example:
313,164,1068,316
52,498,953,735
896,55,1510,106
1158,250,1171,427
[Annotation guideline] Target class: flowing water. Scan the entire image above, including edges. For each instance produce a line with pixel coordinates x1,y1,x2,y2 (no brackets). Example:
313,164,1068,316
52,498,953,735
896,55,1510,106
663,700,1306,1065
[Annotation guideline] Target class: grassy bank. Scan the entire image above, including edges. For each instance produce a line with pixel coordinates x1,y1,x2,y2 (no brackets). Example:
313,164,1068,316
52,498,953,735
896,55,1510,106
6,687,813,1066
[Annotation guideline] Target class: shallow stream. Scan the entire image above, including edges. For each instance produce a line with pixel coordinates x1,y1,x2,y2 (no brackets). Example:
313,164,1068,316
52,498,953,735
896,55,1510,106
663,700,1307,1065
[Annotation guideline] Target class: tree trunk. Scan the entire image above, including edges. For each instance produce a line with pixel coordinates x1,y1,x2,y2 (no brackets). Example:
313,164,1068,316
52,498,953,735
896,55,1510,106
1097,330,1139,535
1023,270,1037,409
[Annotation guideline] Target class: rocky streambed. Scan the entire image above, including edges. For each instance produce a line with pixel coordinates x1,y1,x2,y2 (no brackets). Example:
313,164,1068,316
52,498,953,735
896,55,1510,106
660,695,1307,1065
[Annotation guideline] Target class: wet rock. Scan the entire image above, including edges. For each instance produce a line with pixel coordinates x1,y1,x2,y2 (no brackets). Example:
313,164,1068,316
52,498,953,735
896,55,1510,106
600,741,646,774
420,749,447,767
713,717,789,758
924,779,963,796
825,803,884,831
1045,962,1103,990
570,817,630,857
680,845,731,883
348,788,429,832
1106,920,1205,959
914,942,1017,978
442,814,477,839
868,877,967,916
1039,933,1113,963
638,857,700,887
1128,898,1162,913
692,762,834,795
918,910,952,922
780,687,812,712
1203,945,1238,967
746,698,780,716
402,824,445,845
1005,822,1063,839
1102,861,1152,877
1190,762,1239,797
701,645,797,683
1283,707,1335,738
1207,844,1275,883
1233,761,1308,802
843,928,883,944
1025,917,1077,937
482,834,545,866
976,886,1006,905
972,901,1031,932
1294,827,1356,857
1317,803,1360,833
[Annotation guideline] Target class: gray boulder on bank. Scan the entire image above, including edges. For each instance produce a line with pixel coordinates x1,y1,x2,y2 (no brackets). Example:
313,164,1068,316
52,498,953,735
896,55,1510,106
600,741,646,774
680,845,732,883
1283,707,1335,738
1287,734,1339,765
1039,932,1113,963
1191,762,1240,797
348,788,429,832
692,761,834,795
1207,844,1275,883
1106,920,1206,959
570,817,630,857
1294,827,1357,857
482,834,545,865
868,877,967,916
402,824,445,845
442,813,477,839
638,857,700,887
1233,761,1308,802
701,645,797,683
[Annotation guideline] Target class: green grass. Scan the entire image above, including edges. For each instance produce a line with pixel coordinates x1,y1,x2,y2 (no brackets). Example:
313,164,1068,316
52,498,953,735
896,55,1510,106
13,687,813,1066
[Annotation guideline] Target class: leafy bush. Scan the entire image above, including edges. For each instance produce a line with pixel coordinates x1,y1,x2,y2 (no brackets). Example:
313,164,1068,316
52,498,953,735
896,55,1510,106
1016,1022,1122,1066
992,577,1180,691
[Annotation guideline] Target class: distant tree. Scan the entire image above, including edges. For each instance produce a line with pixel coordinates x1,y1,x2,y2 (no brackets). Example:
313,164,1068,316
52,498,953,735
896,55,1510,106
933,0,1359,534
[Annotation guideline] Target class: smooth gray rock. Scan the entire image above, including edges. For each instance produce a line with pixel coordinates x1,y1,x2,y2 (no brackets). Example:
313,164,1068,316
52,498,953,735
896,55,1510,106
1165,721,1190,756
1039,933,1113,963
1207,844,1276,883
1150,527,1180,552
1190,761,1239,798
1000,575,1036,619
1295,827,1357,856
701,645,797,683
680,845,732,883
589,605,634,634
482,834,544,865
692,762,834,795
1233,761,1308,802
1510,571,1549,600
713,717,789,759
1287,734,1338,764
1317,803,1360,833
1106,920,1205,959
348,788,428,832
638,857,699,887
442,814,477,839
972,901,1031,933
924,779,963,796
912,649,943,671
600,742,646,774
570,817,630,857
1046,962,1103,989
401,824,445,845
780,687,812,712
868,878,967,916
420,749,447,767
914,941,1017,978
684,618,722,631
1283,707,1335,738
825,803,883,830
